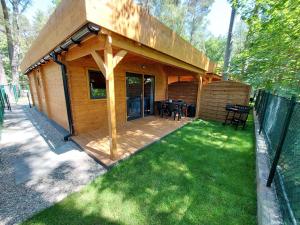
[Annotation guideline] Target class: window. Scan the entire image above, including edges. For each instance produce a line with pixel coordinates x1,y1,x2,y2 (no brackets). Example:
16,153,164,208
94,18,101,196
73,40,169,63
88,70,106,99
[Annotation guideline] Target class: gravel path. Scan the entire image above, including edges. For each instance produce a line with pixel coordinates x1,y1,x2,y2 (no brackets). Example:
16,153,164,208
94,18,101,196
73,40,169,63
0,104,106,225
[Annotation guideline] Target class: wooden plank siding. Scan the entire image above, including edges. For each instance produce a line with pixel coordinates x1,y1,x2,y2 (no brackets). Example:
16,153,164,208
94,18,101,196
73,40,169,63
28,72,38,108
27,62,69,130
85,0,211,70
199,81,251,122
42,62,68,130
168,81,198,105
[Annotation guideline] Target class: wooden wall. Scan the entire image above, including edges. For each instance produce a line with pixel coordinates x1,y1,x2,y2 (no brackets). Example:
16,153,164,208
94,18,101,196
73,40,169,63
168,81,198,105
67,55,167,134
199,81,251,122
42,62,68,129
67,58,109,134
28,72,39,109
27,62,68,130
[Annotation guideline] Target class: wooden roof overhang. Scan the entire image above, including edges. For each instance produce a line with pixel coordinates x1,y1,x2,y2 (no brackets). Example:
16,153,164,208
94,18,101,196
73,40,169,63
21,0,217,75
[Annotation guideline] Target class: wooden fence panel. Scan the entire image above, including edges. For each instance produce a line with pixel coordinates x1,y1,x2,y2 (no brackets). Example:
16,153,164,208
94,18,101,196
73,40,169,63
168,81,198,105
199,81,251,122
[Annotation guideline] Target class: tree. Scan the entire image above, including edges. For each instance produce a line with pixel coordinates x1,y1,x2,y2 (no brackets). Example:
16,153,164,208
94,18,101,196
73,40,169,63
0,0,31,87
185,0,213,49
0,53,8,85
222,5,236,80
51,0,60,6
204,35,226,73
232,0,300,96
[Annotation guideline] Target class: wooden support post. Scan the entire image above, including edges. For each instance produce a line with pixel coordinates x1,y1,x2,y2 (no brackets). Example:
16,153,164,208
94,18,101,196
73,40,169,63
195,74,203,118
104,35,118,160
91,35,127,160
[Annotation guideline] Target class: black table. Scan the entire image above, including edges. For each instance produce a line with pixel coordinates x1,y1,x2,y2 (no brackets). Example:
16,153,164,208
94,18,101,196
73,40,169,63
158,100,187,120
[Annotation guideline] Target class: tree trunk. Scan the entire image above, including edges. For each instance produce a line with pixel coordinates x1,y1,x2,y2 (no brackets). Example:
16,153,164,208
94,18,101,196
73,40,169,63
0,0,14,64
222,6,236,80
11,0,21,86
1,0,22,86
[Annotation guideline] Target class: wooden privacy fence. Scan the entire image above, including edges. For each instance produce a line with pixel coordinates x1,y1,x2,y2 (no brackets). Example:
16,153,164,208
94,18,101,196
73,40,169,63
199,81,251,122
168,81,198,105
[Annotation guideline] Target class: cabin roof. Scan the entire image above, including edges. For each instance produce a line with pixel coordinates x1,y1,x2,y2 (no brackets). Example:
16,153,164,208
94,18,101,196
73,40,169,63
20,0,217,73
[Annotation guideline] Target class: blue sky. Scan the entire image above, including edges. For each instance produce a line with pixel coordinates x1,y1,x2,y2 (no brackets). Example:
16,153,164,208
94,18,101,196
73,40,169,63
25,0,234,37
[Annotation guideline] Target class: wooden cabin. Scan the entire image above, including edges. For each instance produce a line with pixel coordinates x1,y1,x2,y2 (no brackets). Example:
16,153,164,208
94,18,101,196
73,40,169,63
21,0,217,166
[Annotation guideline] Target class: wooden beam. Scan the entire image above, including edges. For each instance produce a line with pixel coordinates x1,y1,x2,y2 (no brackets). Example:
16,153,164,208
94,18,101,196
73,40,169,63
66,36,106,62
104,35,118,160
195,75,203,118
109,33,205,74
91,51,107,77
113,50,127,68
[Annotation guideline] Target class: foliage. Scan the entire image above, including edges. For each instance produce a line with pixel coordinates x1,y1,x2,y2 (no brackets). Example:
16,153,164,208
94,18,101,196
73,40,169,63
22,118,256,225
0,0,56,86
204,35,226,73
230,0,300,96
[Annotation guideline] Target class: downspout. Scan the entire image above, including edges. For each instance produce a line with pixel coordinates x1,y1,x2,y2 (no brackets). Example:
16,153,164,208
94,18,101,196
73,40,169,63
50,52,74,141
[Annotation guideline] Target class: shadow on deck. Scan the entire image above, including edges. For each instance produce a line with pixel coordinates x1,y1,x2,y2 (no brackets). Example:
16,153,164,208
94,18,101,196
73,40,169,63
71,116,192,167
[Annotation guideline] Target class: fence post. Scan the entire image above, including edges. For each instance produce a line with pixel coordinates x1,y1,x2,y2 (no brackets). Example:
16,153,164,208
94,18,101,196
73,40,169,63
257,90,265,115
266,95,297,187
259,92,269,134
254,89,261,109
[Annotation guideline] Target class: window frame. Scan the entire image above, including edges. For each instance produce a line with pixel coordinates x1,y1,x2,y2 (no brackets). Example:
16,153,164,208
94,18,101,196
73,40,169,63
87,68,107,100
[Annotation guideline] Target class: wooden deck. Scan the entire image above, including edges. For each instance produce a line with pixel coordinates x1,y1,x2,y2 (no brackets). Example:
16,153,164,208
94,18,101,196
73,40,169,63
72,116,192,167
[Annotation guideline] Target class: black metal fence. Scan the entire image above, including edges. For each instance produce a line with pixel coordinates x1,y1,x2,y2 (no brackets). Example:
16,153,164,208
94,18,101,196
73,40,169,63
0,89,4,125
255,90,299,225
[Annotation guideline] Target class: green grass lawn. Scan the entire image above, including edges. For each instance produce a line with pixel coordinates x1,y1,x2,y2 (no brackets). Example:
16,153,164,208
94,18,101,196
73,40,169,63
23,117,256,225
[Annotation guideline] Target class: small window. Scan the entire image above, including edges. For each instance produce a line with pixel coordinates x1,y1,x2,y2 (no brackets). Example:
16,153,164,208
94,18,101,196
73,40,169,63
88,70,106,99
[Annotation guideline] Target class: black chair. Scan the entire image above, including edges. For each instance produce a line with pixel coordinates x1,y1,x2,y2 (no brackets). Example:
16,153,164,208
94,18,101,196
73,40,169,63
232,105,251,129
187,104,196,117
156,101,162,116
157,101,171,118
168,102,182,120
223,104,251,130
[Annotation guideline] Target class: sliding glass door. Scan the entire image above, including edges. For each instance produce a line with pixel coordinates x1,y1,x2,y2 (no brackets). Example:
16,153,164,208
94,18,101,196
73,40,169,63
126,73,155,120
144,75,155,116
126,73,143,120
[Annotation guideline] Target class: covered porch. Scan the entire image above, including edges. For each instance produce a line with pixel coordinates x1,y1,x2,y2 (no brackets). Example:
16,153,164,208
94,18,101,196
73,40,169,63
72,116,191,167
65,30,208,166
